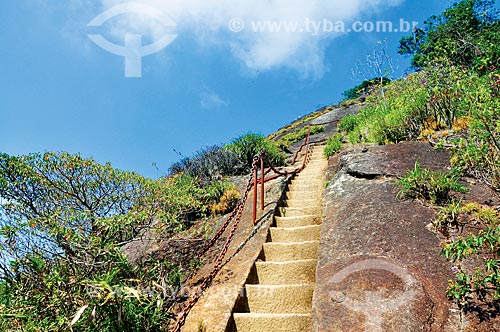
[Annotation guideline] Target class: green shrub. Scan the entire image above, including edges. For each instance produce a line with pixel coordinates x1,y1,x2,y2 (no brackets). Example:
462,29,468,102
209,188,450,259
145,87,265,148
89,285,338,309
434,199,462,233
442,227,500,303
168,145,246,181
450,70,500,192
226,133,285,169
440,198,500,306
340,73,429,144
323,134,344,158
397,161,466,205
338,115,358,133
339,65,482,145
399,0,500,71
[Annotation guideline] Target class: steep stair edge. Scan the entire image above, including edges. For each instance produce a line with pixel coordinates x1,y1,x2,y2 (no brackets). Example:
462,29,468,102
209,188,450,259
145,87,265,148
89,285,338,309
230,145,327,332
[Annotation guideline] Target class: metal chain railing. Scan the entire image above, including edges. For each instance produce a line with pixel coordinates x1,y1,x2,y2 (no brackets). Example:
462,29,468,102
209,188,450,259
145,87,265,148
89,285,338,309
171,120,335,331
171,156,260,332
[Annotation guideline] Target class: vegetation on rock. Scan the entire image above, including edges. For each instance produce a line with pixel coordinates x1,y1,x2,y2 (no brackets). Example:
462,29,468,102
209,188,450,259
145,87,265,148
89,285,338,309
275,125,325,151
323,134,344,158
349,0,500,311
226,133,285,169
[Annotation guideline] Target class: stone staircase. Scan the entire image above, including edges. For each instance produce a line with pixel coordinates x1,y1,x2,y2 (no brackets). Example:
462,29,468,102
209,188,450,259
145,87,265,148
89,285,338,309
232,146,327,332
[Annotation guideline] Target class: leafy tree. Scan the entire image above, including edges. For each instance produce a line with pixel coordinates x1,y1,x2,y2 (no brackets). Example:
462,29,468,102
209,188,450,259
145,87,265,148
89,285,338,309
399,0,500,71
0,152,218,331
0,152,146,263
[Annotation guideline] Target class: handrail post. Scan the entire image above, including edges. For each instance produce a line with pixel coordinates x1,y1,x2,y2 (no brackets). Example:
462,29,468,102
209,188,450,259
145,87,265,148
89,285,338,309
252,162,258,225
260,157,265,211
302,144,309,170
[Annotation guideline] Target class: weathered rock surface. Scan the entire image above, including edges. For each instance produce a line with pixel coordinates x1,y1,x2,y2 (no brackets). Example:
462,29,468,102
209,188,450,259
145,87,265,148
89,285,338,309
286,105,361,154
314,142,461,332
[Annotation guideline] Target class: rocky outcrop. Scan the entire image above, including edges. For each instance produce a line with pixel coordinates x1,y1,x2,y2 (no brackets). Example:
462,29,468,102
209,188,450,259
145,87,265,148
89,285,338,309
313,142,462,332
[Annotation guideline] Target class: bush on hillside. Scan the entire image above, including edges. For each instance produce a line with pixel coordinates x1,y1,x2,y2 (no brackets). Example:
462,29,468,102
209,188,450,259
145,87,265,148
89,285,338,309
340,65,484,145
323,134,344,158
450,69,500,192
226,133,285,169
337,115,358,133
168,145,246,182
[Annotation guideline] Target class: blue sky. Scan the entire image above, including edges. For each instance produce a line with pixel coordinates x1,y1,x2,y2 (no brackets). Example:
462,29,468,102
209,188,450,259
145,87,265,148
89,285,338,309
0,1,452,178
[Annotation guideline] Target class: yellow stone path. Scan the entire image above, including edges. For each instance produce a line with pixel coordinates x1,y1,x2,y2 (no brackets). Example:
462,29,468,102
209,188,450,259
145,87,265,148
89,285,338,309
232,146,327,332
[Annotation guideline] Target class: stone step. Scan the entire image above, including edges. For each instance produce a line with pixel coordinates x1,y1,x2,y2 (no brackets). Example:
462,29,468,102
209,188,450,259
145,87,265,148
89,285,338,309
263,241,319,261
233,313,312,332
269,225,321,243
286,190,320,200
294,171,322,180
290,174,324,180
302,163,326,168
279,206,322,217
255,259,317,285
285,198,321,208
291,179,323,186
302,162,325,166
275,215,321,227
298,170,326,176
295,173,324,179
302,161,325,166
245,284,314,314
288,183,323,191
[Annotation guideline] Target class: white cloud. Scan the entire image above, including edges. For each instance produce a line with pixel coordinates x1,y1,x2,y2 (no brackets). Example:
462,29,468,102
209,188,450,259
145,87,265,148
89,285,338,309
98,0,404,78
200,88,229,110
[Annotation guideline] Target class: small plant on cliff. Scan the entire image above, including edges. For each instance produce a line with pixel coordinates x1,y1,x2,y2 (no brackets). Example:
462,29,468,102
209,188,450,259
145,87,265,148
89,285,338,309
337,115,358,133
397,161,466,205
276,125,325,151
442,226,500,304
323,134,344,158
209,182,241,215
433,199,463,236
449,70,500,193
438,201,500,306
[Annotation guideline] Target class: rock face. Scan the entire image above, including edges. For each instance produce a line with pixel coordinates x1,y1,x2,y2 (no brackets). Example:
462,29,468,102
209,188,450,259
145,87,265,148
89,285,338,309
313,142,462,331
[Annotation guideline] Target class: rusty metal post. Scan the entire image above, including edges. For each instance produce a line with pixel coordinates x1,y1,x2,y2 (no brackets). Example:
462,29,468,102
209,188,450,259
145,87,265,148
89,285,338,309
260,157,265,211
302,144,309,170
252,162,258,224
